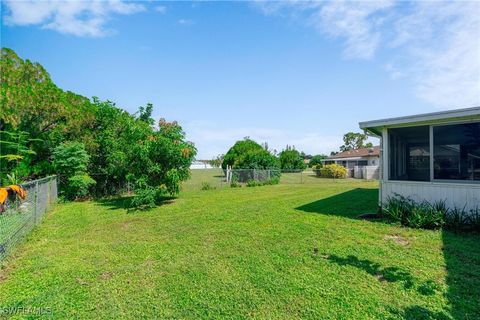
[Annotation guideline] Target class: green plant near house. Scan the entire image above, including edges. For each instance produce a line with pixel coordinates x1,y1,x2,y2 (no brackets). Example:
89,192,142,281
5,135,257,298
383,195,480,231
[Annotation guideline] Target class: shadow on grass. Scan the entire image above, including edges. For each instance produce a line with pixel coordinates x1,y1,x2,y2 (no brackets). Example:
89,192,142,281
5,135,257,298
387,305,450,320
327,254,439,295
96,196,176,211
304,189,480,318
296,188,379,219
442,230,480,319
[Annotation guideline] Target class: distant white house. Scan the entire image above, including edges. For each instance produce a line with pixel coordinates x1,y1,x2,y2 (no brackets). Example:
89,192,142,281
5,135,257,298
190,160,213,170
323,146,380,179
360,106,480,210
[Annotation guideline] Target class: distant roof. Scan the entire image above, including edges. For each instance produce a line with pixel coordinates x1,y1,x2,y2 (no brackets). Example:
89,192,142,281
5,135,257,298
359,106,480,135
328,146,379,160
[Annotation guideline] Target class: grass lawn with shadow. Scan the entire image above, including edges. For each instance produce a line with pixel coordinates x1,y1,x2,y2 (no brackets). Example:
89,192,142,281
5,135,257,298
0,171,478,319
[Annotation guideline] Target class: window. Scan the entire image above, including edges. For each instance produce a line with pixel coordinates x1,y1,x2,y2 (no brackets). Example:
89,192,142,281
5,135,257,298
389,126,430,181
434,122,480,181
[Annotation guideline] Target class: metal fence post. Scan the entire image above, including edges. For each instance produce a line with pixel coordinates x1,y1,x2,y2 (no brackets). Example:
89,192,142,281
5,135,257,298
34,181,39,224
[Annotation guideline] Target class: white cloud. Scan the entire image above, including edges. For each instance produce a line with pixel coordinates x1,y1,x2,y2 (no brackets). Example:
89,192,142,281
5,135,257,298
313,0,394,59
3,0,145,37
392,1,480,109
154,5,166,14
254,0,480,109
177,18,193,26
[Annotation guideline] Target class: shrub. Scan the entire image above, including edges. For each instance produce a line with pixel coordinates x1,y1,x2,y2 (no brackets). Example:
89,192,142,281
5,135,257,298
279,149,307,170
129,187,157,210
319,164,347,179
465,207,480,232
246,177,280,187
66,174,96,200
445,206,480,232
383,195,446,230
53,142,90,177
384,195,480,231
222,138,280,171
230,181,241,188
312,164,323,176
309,155,327,167
201,182,216,190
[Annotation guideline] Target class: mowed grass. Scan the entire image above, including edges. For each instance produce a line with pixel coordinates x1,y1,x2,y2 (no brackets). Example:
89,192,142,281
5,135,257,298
0,171,479,319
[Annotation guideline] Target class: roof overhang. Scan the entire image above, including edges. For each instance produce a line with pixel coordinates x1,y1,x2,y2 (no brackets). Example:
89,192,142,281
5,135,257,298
359,106,480,136
323,156,365,161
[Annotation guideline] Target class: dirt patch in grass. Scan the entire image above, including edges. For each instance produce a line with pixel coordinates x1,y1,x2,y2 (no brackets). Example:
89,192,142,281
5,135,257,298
384,234,409,246
99,272,112,281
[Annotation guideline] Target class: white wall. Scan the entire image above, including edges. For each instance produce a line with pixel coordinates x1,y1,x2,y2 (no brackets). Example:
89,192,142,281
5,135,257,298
381,180,480,211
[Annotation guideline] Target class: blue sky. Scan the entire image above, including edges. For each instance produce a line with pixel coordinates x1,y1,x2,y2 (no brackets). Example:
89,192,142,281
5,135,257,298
2,1,479,159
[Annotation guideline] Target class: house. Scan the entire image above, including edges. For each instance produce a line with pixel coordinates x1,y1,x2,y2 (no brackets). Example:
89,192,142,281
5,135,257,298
323,146,380,179
359,106,480,210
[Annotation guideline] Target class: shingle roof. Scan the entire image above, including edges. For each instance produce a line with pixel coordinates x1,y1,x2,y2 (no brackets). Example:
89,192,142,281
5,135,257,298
328,146,380,160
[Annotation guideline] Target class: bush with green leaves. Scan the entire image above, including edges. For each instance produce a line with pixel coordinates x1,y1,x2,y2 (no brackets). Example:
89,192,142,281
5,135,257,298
129,187,158,210
445,206,480,232
53,142,92,199
222,138,280,171
309,155,327,167
201,182,215,190
279,148,306,170
384,194,480,231
2,49,197,202
383,195,446,230
312,164,323,176
66,174,96,200
246,177,280,187
53,142,90,177
318,164,347,179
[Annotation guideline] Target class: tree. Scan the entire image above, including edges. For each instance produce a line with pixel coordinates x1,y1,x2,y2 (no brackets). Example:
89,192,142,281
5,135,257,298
309,154,327,167
279,148,306,170
53,142,96,200
1,48,197,201
339,132,372,152
52,142,90,177
136,103,155,126
0,130,38,184
210,154,224,168
223,138,279,170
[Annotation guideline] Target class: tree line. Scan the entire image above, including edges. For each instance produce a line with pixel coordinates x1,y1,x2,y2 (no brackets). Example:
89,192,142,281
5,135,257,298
0,48,196,207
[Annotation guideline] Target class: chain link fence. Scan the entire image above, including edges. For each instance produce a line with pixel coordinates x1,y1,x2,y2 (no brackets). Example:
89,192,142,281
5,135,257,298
0,176,57,262
185,169,319,191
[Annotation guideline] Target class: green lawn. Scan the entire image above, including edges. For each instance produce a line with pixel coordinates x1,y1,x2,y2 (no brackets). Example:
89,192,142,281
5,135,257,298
0,170,479,319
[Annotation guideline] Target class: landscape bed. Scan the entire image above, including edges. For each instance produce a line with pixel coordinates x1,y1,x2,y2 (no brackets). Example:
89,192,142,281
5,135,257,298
0,170,479,319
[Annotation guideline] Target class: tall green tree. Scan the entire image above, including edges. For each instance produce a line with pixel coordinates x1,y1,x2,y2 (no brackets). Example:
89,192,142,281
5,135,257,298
279,147,307,170
339,132,373,152
309,154,327,167
223,138,279,170
1,48,196,200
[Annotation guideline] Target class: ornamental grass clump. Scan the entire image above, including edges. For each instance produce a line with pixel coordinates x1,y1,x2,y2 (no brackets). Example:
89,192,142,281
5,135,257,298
384,195,480,231
383,194,446,230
